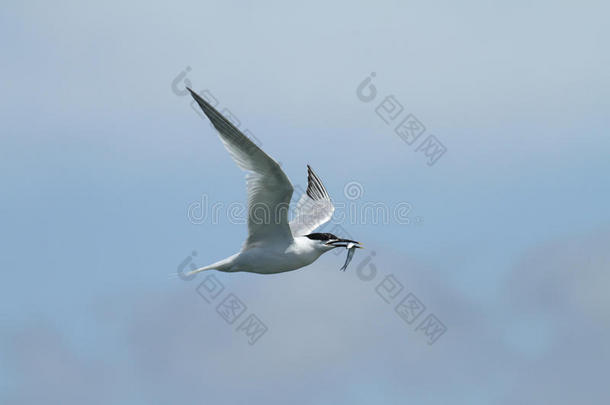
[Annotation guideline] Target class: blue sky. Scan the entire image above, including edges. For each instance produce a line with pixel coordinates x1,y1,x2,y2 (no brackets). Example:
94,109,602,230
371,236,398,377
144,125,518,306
1,1,609,404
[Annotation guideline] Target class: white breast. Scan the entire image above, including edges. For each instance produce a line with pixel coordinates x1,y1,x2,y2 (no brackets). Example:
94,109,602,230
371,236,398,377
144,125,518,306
231,236,325,274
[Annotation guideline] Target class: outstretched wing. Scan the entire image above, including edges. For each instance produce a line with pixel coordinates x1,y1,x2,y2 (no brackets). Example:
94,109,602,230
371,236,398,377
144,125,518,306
289,165,335,236
188,88,294,248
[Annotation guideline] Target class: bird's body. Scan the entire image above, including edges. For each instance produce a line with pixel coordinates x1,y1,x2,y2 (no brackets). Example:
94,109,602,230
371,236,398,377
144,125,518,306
204,237,327,274
184,87,361,276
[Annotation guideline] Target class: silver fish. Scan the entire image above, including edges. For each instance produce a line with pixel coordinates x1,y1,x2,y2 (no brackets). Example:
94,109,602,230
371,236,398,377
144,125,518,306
340,242,358,271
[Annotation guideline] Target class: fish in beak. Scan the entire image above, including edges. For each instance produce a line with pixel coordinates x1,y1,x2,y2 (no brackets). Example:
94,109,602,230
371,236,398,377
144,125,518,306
325,238,363,249
325,239,363,271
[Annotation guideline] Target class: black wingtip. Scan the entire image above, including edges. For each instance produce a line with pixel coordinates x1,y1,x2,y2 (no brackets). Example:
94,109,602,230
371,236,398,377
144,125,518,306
186,87,207,107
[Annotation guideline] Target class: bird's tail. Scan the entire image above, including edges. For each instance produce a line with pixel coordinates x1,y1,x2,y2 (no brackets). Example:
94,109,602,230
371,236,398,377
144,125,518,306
185,263,216,277
168,255,237,281
167,263,220,281
184,255,237,278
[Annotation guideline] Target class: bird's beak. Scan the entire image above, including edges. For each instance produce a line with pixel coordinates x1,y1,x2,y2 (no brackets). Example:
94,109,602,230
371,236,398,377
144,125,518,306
325,239,364,249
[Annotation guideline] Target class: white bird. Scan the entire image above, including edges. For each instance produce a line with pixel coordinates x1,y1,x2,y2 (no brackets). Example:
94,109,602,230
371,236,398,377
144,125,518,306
185,88,362,276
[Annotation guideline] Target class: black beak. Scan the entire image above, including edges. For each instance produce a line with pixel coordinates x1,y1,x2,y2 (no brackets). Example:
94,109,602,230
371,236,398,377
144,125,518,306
325,239,363,248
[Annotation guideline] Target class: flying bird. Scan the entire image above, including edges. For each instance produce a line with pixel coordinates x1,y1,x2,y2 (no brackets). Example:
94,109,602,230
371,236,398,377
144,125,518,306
185,88,362,276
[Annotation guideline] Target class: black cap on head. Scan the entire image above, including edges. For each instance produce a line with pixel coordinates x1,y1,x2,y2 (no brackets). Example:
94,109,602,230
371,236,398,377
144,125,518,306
305,233,338,241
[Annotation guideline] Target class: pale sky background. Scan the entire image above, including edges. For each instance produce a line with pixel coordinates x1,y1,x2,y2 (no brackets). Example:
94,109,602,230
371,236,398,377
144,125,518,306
1,0,609,404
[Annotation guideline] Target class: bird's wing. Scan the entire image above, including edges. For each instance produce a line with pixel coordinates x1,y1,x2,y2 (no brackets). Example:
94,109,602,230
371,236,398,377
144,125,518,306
289,165,335,236
188,88,294,248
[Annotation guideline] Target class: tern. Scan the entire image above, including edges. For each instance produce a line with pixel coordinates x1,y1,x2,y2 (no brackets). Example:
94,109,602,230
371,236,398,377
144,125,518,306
185,88,362,276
